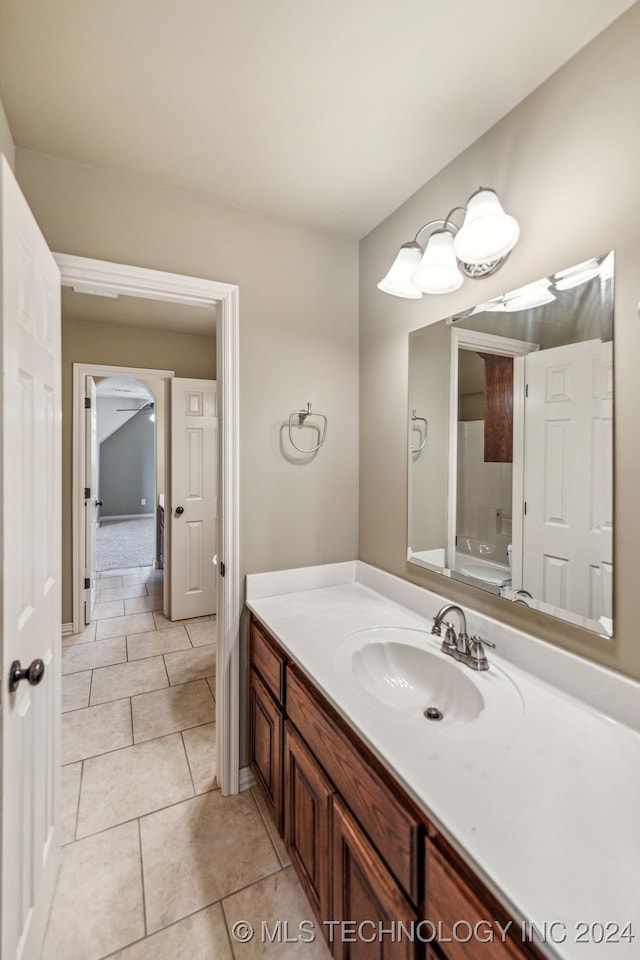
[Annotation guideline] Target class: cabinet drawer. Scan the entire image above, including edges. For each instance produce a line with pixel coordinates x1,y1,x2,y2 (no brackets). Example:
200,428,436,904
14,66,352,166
426,841,528,960
250,616,285,703
287,665,421,903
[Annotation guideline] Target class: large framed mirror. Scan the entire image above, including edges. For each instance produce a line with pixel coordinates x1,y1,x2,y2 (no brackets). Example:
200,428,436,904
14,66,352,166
408,252,614,637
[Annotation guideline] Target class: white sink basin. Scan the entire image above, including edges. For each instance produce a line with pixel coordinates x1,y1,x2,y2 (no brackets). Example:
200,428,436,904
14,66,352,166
334,626,523,730
352,640,484,722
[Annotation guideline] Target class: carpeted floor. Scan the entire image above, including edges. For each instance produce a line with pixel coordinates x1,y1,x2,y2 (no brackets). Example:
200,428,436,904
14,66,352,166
96,517,156,571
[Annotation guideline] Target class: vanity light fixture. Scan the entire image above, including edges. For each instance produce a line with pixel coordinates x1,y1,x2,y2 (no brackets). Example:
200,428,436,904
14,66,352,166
377,188,519,299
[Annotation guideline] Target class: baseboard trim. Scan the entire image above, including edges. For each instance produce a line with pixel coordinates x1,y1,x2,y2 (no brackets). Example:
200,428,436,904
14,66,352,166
238,766,255,792
62,622,74,637
100,513,155,523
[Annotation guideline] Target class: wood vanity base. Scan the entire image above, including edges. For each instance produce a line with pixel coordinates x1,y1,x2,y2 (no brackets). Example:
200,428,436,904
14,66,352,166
249,613,546,960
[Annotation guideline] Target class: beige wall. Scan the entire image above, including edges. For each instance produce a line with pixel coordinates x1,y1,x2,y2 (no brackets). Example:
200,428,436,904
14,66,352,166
61,316,216,622
359,4,640,681
16,156,361,624
0,91,15,170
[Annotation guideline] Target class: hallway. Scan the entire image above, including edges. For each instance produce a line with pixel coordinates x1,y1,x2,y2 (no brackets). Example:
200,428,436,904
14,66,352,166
49,565,327,959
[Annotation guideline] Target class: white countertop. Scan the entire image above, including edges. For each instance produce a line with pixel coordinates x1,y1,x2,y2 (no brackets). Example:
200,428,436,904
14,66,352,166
246,561,640,960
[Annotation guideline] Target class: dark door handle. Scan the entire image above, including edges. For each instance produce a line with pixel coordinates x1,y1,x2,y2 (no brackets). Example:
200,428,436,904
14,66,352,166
175,506,184,516
95,500,104,507
8,658,45,694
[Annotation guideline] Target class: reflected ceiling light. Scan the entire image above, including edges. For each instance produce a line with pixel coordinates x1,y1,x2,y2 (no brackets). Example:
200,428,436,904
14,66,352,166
553,258,601,291
377,188,519,299
473,278,555,313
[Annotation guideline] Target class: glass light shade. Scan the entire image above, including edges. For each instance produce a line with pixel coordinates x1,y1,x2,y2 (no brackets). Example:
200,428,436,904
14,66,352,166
377,243,423,299
453,189,520,265
412,231,463,294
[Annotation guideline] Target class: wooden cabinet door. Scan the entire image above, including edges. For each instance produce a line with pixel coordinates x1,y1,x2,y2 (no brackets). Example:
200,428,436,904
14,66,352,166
284,723,334,924
426,839,534,960
331,798,419,960
249,667,283,831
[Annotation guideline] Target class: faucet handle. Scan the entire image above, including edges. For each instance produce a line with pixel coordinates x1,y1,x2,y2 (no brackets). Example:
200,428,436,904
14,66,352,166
473,635,495,649
431,615,451,637
468,635,495,671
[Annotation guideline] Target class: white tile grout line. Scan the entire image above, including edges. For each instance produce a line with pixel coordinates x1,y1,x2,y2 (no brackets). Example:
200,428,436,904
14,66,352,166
137,817,149,940
179,729,198,798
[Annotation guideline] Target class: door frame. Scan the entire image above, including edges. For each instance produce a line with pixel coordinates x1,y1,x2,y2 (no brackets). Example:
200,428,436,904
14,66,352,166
57,253,241,796
72,363,173,626
447,327,539,576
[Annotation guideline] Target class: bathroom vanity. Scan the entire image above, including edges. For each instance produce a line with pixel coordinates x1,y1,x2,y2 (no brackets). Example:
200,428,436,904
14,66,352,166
246,561,640,960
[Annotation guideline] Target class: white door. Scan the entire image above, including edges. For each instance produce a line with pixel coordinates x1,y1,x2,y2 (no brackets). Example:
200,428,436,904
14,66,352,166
84,375,98,623
0,156,61,958
522,339,613,620
170,378,218,620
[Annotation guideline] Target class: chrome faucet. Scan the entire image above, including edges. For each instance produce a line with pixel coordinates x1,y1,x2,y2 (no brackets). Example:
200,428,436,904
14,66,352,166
431,603,495,671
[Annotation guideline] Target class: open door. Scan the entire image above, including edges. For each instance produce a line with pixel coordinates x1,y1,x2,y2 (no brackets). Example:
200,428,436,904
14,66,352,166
170,377,218,620
0,156,61,958
83,375,98,623
522,339,613,619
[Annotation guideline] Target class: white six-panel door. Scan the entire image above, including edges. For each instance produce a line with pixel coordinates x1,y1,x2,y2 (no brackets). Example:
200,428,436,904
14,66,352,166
170,378,218,620
84,375,98,624
523,339,613,620
1,156,61,959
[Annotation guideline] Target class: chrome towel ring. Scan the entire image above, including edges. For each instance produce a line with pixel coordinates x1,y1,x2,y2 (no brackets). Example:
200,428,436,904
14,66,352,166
410,408,427,452
288,402,327,453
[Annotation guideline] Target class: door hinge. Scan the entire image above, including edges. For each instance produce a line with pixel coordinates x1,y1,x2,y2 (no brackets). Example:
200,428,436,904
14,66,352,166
84,487,91,499
84,396,91,409
220,561,226,578
84,577,91,590
525,383,529,398
524,501,527,515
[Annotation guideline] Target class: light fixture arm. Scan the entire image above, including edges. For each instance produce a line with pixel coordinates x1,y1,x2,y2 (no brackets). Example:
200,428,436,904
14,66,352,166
412,218,449,247
412,206,467,247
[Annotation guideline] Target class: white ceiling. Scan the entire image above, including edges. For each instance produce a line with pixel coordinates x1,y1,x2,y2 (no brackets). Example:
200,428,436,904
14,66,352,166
62,287,216,335
0,0,635,238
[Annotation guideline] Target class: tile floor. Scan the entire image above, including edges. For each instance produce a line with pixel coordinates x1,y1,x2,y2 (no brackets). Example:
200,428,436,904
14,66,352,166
49,565,330,960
